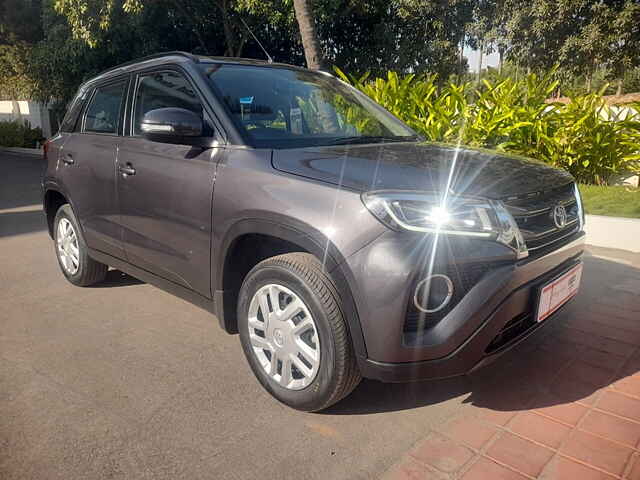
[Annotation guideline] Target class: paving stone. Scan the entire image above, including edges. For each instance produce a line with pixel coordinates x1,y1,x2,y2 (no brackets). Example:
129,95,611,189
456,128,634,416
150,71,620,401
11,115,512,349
439,416,497,451
612,374,640,399
580,410,640,448
534,396,589,426
509,412,572,449
560,430,634,477
382,457,447,480
461,457,527,480
409,432,474,473
598,391,640,422
487,432,555,477
627,454,640,480
543,456,617,480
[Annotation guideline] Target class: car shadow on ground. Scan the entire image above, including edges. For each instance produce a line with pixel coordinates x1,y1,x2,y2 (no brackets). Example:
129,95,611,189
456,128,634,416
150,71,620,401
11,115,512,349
0,209,47,237
89,269,145,288
0,153,45,211
324,254,640,416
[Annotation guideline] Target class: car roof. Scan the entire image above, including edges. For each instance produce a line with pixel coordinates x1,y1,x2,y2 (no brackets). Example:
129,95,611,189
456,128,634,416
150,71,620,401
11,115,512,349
80,51,309,90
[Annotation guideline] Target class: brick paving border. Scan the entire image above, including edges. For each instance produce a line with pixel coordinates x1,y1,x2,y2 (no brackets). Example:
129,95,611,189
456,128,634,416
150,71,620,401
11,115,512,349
383,281,640,480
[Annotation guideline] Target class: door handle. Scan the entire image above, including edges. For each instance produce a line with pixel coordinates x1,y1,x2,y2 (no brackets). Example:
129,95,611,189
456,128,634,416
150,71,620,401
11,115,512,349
118,163,136,176
62,154,74,165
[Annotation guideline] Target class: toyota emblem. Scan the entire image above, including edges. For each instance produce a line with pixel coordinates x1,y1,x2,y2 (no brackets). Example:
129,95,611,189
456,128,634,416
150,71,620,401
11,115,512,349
552,204,568,228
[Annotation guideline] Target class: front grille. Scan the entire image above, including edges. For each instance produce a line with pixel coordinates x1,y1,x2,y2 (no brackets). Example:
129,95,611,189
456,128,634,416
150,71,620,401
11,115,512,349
503,183,580,253
404,262,495,333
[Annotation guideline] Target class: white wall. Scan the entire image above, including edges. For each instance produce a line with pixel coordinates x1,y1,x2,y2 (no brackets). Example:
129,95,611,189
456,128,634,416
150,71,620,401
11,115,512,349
0,100,52,138
605,105,639,121
585,215,640,253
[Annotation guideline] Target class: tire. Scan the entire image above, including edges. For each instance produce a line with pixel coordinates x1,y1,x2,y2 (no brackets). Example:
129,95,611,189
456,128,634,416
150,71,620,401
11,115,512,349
238,253,361,412
53,204,107,286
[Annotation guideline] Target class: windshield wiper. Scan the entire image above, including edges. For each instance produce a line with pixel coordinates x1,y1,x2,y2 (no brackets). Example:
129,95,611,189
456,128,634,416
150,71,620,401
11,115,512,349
327,135,419,145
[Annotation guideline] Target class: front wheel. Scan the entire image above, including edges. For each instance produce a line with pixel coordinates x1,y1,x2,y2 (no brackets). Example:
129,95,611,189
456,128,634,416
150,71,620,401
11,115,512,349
238,253,361,412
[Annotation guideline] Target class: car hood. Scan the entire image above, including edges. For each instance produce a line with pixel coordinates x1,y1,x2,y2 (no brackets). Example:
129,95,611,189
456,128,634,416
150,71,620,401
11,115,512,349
272,142,574,199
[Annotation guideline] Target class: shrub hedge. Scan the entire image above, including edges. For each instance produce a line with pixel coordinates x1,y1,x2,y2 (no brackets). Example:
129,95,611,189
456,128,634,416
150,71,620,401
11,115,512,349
0,119,43,148
337,68,640,185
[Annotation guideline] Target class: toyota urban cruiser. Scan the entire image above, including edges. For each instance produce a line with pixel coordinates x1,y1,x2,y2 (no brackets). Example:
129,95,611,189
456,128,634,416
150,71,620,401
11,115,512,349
43,52,586,411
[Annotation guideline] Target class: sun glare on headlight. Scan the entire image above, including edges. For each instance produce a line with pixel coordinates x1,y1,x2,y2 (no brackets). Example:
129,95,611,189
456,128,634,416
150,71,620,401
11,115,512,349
426,206,450,226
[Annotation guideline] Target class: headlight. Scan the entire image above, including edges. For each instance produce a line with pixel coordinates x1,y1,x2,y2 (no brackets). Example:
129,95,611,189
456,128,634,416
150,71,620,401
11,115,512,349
362,191,528,258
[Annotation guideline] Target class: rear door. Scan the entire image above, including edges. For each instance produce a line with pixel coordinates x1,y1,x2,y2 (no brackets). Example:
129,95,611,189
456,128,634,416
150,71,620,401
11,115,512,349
57,77,130,259
116,68,219,297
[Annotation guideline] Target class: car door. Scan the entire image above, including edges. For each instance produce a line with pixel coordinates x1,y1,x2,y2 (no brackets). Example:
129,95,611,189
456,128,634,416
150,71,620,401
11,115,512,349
57,78,129,259
116,68,219,297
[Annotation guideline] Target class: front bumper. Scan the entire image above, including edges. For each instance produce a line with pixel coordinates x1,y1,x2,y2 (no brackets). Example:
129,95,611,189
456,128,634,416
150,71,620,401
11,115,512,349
346,230,586,382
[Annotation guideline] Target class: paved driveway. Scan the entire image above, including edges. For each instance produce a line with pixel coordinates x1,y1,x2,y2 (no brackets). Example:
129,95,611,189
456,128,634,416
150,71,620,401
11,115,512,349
1,151,639,480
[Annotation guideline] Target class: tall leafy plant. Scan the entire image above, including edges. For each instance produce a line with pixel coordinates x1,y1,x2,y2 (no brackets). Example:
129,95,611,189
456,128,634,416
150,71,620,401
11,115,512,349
549,96,640,183
338,67,640,185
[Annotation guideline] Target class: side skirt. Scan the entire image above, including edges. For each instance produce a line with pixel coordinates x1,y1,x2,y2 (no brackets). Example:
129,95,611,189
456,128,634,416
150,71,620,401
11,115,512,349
87,248,219,322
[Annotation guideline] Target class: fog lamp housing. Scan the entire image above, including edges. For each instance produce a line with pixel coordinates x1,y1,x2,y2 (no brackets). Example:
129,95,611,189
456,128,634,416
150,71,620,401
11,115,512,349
413,274,454,313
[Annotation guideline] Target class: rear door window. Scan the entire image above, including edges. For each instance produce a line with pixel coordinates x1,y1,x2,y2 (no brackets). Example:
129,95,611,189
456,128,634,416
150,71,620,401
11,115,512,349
83,81,127,135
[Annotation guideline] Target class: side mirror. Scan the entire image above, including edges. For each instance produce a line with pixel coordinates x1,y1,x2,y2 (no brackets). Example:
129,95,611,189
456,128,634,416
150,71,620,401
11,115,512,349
140,107,204,144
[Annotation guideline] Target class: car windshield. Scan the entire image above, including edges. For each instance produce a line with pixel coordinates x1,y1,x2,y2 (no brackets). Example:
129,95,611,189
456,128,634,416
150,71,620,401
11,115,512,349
200,63,418,149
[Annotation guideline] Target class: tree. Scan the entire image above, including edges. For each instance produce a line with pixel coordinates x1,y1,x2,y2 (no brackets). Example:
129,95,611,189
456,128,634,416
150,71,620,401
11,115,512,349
17,0,304,104
0,44,37,100
586,0,640,95
0,0,45,101
499,0,640,94
0,0,43,45
292,0,324,69
369,0,472,79
466,0,511,79
51,0,294,59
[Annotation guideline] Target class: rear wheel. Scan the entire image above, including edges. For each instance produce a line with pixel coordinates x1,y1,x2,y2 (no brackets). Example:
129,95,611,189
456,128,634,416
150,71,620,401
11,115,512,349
238,253,361,412
53,204,107,286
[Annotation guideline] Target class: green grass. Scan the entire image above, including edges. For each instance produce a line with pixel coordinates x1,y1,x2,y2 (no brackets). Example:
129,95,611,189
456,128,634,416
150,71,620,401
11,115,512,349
579,184,640,218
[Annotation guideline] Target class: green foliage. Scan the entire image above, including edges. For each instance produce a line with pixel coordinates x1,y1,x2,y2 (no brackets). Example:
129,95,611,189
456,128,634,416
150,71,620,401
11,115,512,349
0,0,44,44
560,66,640,97
0,119,43,148
465,0,640,94
548,96,640,184
0,44,37,100
338,68,640,185
52,0,143,47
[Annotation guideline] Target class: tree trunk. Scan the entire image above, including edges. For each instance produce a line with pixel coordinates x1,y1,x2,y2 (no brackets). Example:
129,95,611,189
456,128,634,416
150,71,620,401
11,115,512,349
585,60,595,92
616,78,623,96
11,101,23,122
235,33,247,57
498,48,504,76
476,40,484,85
172,1,207,52
292,0,324,70
459,29,465,76
214,0,238,57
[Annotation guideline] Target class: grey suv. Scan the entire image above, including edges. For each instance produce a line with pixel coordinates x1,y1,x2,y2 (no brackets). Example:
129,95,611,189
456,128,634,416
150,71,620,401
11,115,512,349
43,52,586,411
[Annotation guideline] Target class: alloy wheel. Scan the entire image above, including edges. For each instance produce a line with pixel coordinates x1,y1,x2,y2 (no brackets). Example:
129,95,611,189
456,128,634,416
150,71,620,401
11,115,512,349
56,218,80,275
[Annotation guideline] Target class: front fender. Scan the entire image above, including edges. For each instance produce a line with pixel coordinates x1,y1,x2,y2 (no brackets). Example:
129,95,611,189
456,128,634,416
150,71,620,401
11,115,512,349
213,215,369,360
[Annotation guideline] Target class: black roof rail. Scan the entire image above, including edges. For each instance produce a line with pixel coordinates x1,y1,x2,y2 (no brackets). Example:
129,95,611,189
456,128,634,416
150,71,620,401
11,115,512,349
87,51,200,84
